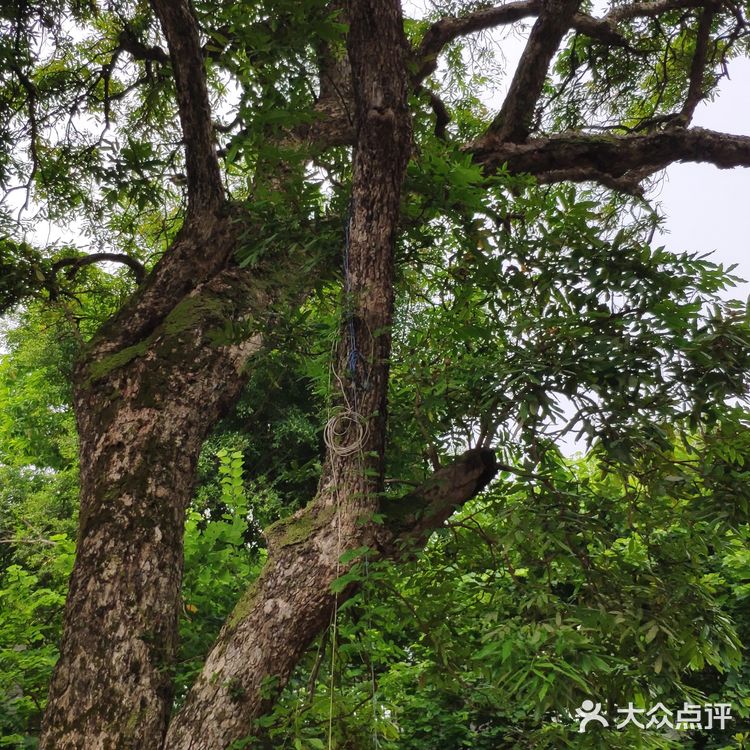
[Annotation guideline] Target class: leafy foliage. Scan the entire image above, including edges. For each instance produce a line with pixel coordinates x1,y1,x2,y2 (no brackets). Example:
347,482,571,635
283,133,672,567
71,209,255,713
1,0,750,747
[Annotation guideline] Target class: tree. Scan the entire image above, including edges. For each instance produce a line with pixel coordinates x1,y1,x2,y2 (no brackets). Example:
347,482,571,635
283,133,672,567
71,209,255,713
1,0,750,747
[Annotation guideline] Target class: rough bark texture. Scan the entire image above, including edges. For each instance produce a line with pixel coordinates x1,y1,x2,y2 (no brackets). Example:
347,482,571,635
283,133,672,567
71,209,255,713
39,262,267,750
162,0,414,746
378,448,498,556
150,0,224,214
40,4,244,739
162,451,497,750
489,0,581,141
469,127,750,183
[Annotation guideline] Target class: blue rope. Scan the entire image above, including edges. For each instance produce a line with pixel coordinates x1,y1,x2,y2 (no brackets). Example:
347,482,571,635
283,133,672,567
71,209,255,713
342,201,361,384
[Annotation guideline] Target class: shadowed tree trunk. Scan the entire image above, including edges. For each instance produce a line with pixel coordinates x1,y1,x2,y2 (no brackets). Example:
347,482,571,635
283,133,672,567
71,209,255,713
38,3,264,740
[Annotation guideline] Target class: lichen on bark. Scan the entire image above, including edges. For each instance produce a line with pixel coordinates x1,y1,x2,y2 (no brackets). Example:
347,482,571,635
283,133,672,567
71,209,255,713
264,503,337,549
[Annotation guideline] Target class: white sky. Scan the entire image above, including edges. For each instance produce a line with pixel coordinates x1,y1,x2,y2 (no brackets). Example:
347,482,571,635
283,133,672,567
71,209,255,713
655,56,750,302
490,22,750,304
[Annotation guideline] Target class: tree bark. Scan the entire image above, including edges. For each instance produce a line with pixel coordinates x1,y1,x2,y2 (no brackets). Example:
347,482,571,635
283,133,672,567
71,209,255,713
468,127,750,183
38,1,481,748
39,3,245,741
489,0,581,141
39,259,268,749
163,0,414,745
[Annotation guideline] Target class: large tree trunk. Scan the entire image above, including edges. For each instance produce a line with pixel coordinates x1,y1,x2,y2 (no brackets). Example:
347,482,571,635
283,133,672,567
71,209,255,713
38,2,243,741
31,0,750,744
40,2,498,748
38,257,268,749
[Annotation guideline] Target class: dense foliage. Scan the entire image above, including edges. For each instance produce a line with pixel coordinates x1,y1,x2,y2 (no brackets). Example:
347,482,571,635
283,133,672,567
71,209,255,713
2,0,750,747
3,224,750,748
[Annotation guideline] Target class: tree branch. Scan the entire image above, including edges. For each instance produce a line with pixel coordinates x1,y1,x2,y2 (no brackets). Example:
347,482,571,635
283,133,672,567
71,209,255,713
378,448,499,555
570,13,637,49
51,252,146,286
117,28,170,64
680,3,719,123
417,85,451,139
414,0,541,82
489,0,581,141
162,0,415,743
150,0,224,214
607,0,708,23
78,3,239,358
163,449,498,749
468,126,750,183
414,1,635,83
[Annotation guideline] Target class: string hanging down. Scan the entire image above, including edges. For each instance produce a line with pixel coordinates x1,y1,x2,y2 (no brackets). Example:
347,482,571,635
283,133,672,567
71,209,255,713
324,199,380,748
323,200,370,457
341,199,373,392
342,201,360,383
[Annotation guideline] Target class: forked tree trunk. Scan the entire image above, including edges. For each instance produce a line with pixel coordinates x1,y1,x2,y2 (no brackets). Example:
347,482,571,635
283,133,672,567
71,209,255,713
40,2,498,748
164,0,413,745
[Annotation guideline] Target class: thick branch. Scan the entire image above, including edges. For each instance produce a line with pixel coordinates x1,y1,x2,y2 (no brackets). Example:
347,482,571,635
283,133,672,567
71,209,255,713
414,1,634,83
83,212,237,363
117,28,170,64
51,252,146,285
489,0,581,141
280,105,357,153
570,13,637,49
680,3,718,123
39,270,267,750
468,127,750,182
163,0,413,745
378,448,499,555
150,0,224,214
607,0,708,23
223,4,357,161
415,0,541,81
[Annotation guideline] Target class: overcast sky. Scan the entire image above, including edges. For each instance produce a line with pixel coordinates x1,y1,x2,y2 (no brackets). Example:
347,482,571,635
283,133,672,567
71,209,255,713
655,56,750,302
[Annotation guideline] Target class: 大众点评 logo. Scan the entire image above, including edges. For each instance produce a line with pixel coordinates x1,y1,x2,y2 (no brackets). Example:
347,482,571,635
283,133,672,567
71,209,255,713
575,700,732,732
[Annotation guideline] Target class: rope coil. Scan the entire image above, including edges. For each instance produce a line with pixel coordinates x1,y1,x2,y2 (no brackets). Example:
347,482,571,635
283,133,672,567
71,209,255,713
323,408,369,457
